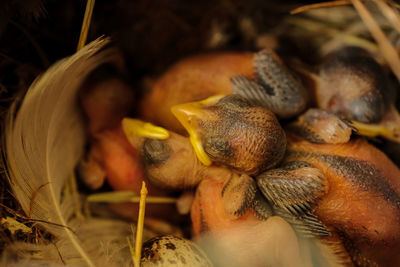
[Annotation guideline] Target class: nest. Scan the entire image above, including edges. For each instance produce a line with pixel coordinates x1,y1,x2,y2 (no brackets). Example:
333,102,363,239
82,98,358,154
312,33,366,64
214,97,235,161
1,0,400,266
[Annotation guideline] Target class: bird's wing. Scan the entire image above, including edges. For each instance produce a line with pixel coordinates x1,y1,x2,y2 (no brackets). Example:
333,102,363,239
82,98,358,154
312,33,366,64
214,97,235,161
231,50,307,118
231,74,278,111
274,208,329,237
221,172,257,218
256,161,327,218
256,161,329,237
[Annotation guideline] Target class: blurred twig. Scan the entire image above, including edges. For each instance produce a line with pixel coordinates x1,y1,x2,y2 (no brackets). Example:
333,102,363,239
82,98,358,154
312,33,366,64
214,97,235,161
374,0,400,34
87,191,177,204
352,0,400,82
133,182,147,267
291,0,352,15
77,0,95,50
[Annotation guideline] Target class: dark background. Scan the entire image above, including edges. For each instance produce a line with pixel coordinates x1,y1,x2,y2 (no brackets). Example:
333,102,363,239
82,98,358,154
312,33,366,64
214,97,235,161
0,0,317,102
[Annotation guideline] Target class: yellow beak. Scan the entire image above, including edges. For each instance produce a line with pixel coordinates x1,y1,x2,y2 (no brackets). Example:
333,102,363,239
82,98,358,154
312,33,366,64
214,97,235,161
122,118,170,146
171,95,226,166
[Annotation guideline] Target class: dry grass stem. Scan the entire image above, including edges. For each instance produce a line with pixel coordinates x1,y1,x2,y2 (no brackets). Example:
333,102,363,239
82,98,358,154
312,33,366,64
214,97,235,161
291,0,352,15
134,182,148,267
127,234,135,265
77,0,96,50
374,0,400,34
129,196,177,204
390,1,400,9
87,191,177,204
352,0,400,82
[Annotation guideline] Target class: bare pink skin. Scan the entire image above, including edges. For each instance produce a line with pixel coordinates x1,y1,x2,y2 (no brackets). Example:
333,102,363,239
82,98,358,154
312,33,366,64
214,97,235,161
93,127,144,192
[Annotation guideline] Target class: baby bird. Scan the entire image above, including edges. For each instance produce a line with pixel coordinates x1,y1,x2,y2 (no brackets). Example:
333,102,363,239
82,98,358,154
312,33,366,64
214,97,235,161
122,117,259,217
301,47,400,143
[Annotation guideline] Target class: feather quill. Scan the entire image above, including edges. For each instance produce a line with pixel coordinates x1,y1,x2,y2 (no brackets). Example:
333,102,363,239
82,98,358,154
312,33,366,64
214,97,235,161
1,37,136,266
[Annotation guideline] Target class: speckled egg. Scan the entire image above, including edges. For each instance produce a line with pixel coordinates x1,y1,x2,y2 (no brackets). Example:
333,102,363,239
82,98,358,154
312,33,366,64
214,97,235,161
141,235,213,267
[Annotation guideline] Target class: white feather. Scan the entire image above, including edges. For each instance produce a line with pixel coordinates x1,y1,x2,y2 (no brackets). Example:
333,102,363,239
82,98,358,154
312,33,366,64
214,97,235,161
2,37,136,266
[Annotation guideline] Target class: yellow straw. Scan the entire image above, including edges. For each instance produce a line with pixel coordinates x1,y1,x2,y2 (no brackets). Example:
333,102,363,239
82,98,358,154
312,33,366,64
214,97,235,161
77,0,96,51
134,182,148,267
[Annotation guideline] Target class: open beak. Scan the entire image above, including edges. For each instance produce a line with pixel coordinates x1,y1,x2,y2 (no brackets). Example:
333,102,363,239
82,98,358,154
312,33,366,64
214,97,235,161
171,95,226,166
122,118,170,147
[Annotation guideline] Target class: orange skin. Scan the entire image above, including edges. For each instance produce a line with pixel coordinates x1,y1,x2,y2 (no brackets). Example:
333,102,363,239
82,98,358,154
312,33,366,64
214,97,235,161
285,134,400,266
93,127,145,192
139,52,254,133
190,169,259,237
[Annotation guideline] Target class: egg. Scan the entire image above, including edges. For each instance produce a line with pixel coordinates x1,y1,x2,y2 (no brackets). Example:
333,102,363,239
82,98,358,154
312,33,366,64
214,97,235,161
141,235,213,267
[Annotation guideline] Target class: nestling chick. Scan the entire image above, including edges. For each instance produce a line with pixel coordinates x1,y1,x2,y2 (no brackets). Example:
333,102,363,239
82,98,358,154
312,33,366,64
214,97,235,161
122,118,260,221
302,47,400,142
122,118,204,190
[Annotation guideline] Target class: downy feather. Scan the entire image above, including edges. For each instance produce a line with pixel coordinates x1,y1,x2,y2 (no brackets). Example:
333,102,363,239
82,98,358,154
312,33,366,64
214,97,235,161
1,37,136,266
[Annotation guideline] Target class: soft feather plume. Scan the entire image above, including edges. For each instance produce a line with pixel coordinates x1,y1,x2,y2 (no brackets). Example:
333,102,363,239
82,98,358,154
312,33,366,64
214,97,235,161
1,37,136,266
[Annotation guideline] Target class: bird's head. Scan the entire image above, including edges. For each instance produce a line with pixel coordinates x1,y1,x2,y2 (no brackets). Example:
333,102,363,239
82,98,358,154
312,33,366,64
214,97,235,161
171,94,287,175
